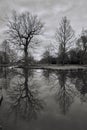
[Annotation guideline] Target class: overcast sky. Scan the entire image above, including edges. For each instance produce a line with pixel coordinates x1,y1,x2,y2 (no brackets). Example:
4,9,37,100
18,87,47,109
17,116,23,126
0,0,87,59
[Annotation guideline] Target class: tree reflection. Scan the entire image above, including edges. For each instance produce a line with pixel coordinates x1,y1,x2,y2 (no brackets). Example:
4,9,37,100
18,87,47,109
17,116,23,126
42,69,54,85
69,70,87,103
42,69,75,115
55,70,75,115
54,69,87,113
43,69,51,80
6,67,44,121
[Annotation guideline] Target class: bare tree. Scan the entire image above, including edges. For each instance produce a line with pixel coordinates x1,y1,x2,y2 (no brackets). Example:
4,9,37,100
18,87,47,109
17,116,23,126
56,16,75,64
6,11,44,66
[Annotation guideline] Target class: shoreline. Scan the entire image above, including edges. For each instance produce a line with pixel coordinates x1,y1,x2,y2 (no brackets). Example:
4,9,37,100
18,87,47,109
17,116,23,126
18,64,87,70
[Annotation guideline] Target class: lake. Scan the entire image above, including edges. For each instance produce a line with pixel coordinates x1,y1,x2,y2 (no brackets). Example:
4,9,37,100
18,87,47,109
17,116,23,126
0,67,87,130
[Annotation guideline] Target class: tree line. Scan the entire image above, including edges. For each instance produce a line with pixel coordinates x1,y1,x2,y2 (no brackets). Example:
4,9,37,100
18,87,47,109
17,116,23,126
1,11,87,66
40,17,87,65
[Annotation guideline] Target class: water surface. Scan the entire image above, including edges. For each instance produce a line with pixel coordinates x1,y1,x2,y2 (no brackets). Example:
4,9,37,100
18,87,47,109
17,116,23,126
0,67,87,130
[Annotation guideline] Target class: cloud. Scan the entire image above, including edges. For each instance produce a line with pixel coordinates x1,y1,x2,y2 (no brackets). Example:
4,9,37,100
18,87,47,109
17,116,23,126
0,0,86,36
0,0,87,58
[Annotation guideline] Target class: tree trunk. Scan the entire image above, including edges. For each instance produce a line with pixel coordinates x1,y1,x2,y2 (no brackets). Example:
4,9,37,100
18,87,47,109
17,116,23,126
24,45,28,67
24,67,28,96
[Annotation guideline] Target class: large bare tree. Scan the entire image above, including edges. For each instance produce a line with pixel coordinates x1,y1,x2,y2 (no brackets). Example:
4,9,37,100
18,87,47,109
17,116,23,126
6,11,44,66
56,16,75,64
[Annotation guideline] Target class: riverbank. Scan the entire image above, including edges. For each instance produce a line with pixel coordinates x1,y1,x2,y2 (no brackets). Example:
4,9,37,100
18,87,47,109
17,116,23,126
25,64,87,70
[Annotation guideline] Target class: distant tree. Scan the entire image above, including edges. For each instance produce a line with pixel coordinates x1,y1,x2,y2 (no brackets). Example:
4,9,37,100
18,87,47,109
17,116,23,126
57,52,69,64
6,11,44,66
1,40,10,63
20,54,35,65
56,16,75,64
77,29,87,52
68,49,79,64
76,29,87,64
42,50,51,64
41,46,57,64
2,40,17,63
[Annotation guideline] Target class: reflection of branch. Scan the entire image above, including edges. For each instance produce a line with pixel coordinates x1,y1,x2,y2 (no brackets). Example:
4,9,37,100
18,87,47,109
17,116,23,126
6,68,44,121
69,70,87,103
56,83,74,115
49,70,75,115
7,83,44,120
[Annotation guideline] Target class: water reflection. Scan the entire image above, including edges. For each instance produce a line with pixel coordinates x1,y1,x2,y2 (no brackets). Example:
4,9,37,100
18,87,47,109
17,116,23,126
0,67,87,130
0,67,44,130
42,69,53,80
6,67,44,121
43,69,87,114
69,70,87,103
55,70,75,115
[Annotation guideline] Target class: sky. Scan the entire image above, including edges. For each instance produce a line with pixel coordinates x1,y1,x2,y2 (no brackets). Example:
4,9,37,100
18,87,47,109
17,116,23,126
0,0,87,59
